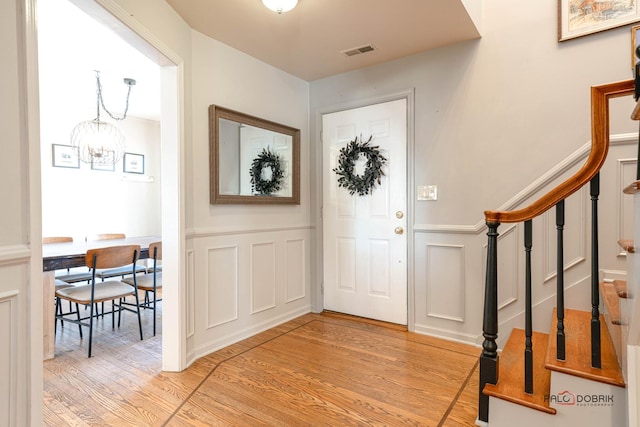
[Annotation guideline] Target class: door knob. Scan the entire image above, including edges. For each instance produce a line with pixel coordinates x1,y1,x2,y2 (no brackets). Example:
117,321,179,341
395,227,404,235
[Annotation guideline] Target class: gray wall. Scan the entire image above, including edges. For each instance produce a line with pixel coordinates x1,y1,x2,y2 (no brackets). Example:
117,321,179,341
310,0,638,341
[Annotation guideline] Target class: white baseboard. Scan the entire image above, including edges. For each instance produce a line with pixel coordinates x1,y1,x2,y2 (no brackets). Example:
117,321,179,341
191,305,312,361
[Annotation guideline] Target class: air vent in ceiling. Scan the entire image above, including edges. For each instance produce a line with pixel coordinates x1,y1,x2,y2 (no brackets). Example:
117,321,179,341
341,44,376,57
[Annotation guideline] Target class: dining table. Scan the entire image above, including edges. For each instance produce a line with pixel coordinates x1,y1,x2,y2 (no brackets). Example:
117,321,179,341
42,235,161,360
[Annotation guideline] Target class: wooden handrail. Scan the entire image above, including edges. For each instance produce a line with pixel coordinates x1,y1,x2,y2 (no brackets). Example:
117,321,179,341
485,79,635,224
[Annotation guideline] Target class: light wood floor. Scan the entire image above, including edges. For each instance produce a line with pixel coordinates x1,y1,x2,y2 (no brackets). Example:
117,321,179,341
44,306,480,426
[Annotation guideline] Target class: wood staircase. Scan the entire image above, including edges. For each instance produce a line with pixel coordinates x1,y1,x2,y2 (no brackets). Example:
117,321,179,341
478,80,638,426
482,308,625,422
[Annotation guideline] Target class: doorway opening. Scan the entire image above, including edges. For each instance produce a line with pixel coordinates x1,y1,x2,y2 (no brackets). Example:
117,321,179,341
37,0,183,369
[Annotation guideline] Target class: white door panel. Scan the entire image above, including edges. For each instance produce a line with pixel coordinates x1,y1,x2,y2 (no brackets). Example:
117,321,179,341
322,99,407,325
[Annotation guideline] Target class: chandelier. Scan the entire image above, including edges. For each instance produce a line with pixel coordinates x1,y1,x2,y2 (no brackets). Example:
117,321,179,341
70,71,136,165
262,0,298,14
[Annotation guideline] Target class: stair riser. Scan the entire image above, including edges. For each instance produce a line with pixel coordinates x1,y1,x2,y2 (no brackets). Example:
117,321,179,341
487,397,554,427
549,371,627,427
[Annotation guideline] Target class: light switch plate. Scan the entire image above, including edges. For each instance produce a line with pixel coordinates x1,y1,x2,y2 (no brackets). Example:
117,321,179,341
417,185,438,201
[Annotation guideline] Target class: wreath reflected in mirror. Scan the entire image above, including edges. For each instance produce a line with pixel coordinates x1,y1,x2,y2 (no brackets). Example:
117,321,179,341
250,147,285,195
333,135,387,196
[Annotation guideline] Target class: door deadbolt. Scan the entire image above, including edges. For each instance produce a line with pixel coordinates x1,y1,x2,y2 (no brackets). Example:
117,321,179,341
396,211,404,219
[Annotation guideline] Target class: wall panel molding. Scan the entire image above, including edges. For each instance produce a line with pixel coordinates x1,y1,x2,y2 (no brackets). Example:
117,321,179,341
250,242,276,315
186,224,314,239
186,249,195,338
543,187,587,283
285,239,306,303
206,245,239,329
0,245,30,267
0,290,18,427
426,243,465,322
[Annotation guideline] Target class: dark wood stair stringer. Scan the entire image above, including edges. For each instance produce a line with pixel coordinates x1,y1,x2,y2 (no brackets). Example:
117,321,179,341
546,308,625,388
483,329,556,415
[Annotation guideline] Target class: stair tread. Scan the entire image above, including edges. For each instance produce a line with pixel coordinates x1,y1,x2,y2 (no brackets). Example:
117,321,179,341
600,282,622,324
623,181,640,195
546,308,625,387
613,280,628,298
483,328,556,415
617,239,635,253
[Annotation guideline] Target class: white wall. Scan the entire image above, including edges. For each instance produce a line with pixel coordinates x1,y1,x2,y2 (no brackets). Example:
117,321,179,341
40,116,161,240
3,0,42,424
310,1,639,343
186,31,312,360
38,0,162,241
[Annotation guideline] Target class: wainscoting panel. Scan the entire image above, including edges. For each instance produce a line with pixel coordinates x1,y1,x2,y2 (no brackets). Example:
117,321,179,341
0,290,17,427
207,245,239,328
426,244,465,322
412,136,638,346
368,239,390,297
186,249,195,338
543,187,587,282
496,224,519,311
285,239,306,303
250,242,276,314
189,227,312,359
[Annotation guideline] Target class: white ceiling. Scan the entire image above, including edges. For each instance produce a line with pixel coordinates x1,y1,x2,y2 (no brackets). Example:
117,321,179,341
38,0,162,121
38,0,480,122
165,0,481,81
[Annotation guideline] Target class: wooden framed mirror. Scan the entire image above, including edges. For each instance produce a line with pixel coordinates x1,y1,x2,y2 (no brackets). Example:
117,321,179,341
209,105,300,205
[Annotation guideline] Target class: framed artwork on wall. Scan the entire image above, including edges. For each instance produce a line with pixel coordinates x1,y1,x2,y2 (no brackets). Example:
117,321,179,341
91,159,115,171
632,25,640,68
558,0,640,42
123,152,144,174
52,144,79,169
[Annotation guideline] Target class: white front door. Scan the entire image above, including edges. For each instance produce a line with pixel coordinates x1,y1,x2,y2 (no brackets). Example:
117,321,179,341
322,99,407,325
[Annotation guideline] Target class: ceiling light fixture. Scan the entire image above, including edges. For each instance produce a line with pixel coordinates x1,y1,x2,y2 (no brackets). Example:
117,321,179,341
70,70,136,165
262,0,298,14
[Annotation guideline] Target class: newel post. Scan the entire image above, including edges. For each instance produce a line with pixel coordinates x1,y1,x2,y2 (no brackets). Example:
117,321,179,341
479,221,500,423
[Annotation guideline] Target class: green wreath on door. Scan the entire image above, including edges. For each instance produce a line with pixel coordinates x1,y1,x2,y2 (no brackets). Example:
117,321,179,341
333,135,387,196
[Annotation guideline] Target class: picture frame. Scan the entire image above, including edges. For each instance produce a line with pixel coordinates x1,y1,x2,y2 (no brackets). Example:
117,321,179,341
52,144,79,169
91,159,115,171
632,25,640,68
123,152,144,174
558,0,640,42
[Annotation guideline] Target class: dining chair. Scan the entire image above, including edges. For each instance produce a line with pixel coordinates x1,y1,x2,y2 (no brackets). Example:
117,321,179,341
44,236,93,284
87,233,147,280
43,236,91,333
54,278,76,334
55,244,144,357
123,241,162,336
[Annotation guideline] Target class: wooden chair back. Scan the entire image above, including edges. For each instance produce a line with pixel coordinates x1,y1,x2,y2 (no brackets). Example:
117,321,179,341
43,236,73,244
86,233,126,242
149,241,162,261
85,245,140,270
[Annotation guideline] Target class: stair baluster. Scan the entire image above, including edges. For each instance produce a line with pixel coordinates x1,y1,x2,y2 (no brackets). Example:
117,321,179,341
477,79,634,424
590,174,602,368
524,220,533,394
556,200,566,360
479,221,500,423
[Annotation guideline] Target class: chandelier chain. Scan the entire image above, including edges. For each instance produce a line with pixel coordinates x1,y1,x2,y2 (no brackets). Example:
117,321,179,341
94,70,133,121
